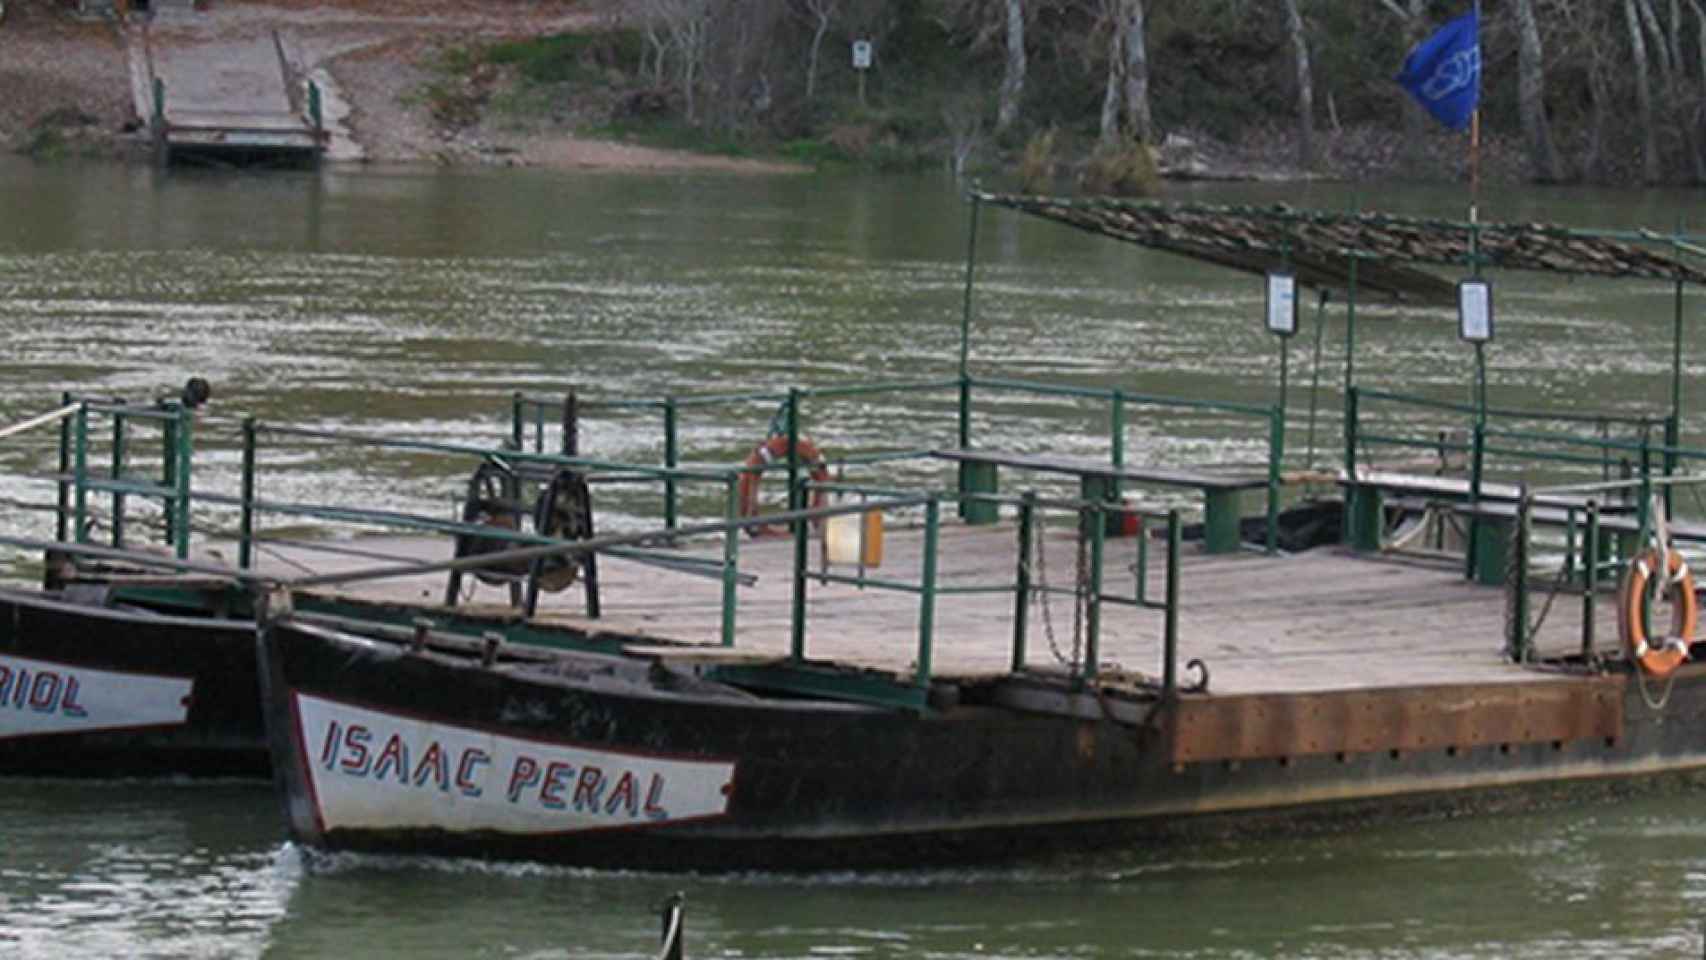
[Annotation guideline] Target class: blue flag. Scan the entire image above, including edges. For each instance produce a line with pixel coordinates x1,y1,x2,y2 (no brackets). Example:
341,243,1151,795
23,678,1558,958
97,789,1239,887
1395,10,1481,131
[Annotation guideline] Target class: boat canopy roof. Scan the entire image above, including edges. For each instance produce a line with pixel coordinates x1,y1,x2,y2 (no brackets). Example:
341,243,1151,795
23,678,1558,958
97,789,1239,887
976,191,1706,306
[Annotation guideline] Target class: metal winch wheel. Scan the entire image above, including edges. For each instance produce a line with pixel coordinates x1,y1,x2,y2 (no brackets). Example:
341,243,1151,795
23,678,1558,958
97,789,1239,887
457,461,530,585
531,467,593,592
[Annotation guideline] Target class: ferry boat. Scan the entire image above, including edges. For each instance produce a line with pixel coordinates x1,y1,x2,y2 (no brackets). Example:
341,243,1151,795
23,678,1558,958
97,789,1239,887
8,194,1706,867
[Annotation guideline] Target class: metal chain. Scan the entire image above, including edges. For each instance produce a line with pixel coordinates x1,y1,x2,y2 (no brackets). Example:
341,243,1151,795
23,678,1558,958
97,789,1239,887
1033,516,1078,671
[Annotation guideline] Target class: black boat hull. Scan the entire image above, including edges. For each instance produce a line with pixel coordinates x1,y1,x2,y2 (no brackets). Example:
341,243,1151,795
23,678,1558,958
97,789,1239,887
0,589,268,778
259,616,1706,871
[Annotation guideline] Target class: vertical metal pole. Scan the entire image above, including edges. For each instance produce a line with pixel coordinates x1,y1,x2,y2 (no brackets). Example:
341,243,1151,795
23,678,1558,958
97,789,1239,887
1305,290,1329,469
722,475,739,647
1011,492,1034,672
1110,389,1125,481
1343,386,1359,480
1085,501,1105,679
56,392,72,543
110,409,126,548
960,192,980,383
1136,513,1149,605
1582,501,1599,659
664,397,679,531
562,389,579,457
1465,419,1485,580
958,193,980,453
510,391,525,450
1510,491,1531,662
917,496,940,688
1343,257,1358,409
786,388,802,515
790,476,809,662
162,414,177,547
173,405,193,561
1266,404,1283,555
72,404,89,543
240,417,257,571
1668,270,1684,516
1163,509,1181,699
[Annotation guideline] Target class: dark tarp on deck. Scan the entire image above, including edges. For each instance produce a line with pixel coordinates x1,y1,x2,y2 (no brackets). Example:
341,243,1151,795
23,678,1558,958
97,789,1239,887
977,192,1706,306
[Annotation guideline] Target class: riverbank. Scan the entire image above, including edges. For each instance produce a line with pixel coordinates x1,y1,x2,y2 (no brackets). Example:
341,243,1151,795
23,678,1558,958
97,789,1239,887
0,0,1522,184
0,0,802,174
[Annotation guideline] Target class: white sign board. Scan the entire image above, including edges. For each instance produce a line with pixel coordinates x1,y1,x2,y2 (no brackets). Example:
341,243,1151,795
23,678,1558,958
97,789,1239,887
0,653,192,740
852,40,873,70
296,693,738,834
1459,278,1493,342
1266,271,1298,337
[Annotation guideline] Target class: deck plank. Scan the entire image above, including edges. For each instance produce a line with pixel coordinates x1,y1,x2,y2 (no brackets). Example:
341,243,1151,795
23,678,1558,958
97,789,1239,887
248,519,1623,697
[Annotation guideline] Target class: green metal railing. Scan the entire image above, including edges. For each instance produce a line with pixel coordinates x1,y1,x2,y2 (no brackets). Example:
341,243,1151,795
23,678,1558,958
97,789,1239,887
47,388,1196,710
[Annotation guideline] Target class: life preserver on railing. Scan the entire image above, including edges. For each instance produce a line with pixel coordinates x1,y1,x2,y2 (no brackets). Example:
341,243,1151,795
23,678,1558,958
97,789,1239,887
1617,547,1698,678
736,434,830,538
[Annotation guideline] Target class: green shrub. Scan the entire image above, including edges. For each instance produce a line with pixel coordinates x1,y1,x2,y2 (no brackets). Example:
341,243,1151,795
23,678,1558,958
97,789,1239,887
1080,143,1159,197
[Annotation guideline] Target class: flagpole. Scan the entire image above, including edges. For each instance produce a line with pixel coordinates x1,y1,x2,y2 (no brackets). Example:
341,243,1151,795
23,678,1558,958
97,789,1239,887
1469,0,1481,225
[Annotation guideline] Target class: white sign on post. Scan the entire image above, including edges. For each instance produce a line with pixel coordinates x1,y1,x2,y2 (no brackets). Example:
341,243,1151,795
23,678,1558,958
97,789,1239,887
1459,278,1493,342
1266,270,1298,337
852,40,873,70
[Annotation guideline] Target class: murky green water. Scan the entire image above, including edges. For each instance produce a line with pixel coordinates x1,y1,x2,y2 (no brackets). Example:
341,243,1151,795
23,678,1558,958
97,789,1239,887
4,158,1706,956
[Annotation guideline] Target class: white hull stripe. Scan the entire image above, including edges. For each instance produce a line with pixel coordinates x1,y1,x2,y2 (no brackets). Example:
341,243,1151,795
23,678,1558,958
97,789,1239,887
0,653,192,740
293,693,737,835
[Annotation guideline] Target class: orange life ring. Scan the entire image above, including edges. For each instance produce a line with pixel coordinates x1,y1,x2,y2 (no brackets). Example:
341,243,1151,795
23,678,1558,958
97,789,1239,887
736,434,830,538
1617,547,1698,678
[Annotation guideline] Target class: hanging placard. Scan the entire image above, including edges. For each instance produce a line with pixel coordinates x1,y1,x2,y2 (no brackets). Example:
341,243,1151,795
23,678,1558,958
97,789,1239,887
852,40,873,70
1459,278,1493,342
1266,270,1298,337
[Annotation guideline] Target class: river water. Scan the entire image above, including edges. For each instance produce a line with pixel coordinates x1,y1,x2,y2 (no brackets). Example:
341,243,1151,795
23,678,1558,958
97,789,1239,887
3,158,1706,957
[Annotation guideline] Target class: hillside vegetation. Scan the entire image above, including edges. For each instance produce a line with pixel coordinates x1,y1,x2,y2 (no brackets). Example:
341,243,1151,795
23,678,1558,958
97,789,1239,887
426,0,1702,187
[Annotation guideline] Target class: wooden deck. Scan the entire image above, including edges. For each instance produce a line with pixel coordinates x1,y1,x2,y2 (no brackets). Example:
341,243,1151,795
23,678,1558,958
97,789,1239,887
249,518,1621,697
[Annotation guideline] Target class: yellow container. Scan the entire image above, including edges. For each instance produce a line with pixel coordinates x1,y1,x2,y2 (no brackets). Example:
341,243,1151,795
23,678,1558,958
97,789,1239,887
825,510,884,567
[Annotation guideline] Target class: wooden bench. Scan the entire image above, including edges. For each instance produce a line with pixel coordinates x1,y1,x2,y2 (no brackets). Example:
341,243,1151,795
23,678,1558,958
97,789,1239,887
1451,500,1706,585
931,449,1270,554
1340,468,1633,557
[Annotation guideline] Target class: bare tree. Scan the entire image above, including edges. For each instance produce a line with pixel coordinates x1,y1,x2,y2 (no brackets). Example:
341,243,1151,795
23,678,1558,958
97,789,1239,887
1120,0,1151,143
1625,0,1663,182
795,0,839,104
1379,0,1429,165
997,0,1026,133
1514,0,1565,181
1282,0,1315,170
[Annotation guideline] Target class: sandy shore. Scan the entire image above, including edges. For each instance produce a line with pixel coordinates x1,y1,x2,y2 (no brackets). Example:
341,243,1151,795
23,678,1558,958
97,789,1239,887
0,0,801,174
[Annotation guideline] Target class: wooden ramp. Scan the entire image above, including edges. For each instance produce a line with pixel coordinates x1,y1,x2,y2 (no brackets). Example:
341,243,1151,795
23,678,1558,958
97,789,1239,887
243,521,1621,698
137,21,321,165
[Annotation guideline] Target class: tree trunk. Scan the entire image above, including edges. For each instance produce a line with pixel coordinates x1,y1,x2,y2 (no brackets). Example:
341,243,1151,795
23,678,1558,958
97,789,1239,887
1627,0,1663,183
1121,0,1152,143
804,2,830,103
1098,8,1122,146
1282,0,1315,170
997,0,1026,133
1514,0,1565,181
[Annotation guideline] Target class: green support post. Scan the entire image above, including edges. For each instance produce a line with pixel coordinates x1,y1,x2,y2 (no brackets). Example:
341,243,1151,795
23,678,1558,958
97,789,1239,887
960,460,998,524
1266,403,1282,554
663,397,679,531
1111,390,1125,501
1464,419,1485,580
162,415,178,547
173,404,193,560
1202,489,1243,554
1011,491,1035,672
1084,501,1105,680
790,475,809,662
55,392,72,543
72,404,89,544
721,476,739,647
510,392,525,450
1136,513,1149,605
110,409,126,549
1163,509,1181,699
916,497,939,688
309,81,323,134
786,388,801,515
1581,501,1599,659
1507,495,1531,656
240,417,257,570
